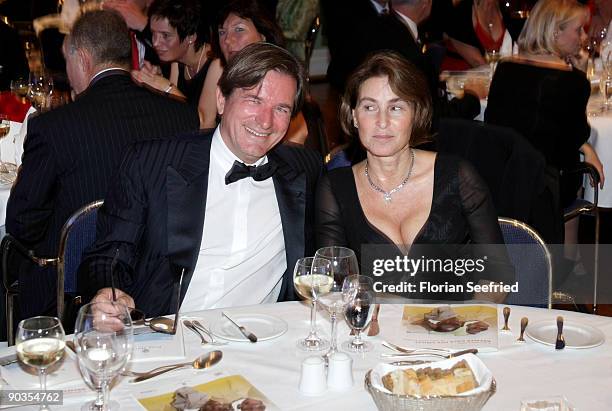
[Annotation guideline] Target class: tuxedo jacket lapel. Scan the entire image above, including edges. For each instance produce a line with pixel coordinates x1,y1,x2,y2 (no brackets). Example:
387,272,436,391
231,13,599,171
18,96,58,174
166,138,212,300
270,151,306,300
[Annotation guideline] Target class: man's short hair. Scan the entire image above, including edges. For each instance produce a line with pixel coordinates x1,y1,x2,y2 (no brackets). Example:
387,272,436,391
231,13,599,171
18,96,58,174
218,42,305,117
67,10,131,68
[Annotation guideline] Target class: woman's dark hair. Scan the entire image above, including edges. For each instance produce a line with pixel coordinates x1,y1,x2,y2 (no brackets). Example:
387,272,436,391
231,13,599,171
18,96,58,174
213,0,285,64
149,0,211,51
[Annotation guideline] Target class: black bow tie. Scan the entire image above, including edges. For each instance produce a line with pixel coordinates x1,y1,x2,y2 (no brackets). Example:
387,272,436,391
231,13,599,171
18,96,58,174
225,160,278,185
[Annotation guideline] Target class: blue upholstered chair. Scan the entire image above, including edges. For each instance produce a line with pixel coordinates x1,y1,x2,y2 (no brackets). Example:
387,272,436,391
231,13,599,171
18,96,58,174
499,217,552,308
2,200,103,344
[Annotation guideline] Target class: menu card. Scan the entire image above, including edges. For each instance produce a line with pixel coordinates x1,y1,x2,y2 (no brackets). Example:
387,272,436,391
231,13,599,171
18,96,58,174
135,374,279,411
400,304,499,351
131,325,186,362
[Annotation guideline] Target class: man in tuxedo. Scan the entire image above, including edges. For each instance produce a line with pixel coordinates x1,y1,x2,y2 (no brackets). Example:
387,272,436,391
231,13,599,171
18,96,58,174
6,10,199,320
79,42,323,316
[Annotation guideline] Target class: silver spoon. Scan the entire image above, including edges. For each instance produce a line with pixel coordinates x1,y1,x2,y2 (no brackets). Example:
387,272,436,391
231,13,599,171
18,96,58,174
130,351,223,383
130,309,176,334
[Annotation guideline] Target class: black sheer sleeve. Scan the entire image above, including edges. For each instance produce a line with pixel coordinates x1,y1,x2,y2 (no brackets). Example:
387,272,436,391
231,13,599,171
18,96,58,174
315,173,349,249
457,160,515,285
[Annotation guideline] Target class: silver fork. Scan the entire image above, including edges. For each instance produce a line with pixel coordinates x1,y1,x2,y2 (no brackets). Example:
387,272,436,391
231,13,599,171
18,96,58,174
192,320,227,346
183,320,209,344
382,340,450,354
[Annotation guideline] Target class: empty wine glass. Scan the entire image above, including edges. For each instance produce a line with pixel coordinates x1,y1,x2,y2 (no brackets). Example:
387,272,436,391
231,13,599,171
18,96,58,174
74,302,133,411
16,316,66,411
342,275,375,352
314,246,359,359
293,257,332,351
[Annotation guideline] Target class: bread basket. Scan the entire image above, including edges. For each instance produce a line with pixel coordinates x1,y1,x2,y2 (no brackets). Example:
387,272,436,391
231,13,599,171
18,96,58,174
364,356,496,411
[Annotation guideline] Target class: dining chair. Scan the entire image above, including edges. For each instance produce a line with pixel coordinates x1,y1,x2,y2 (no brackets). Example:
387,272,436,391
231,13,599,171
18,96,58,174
304,15,321,80
498,217,553,309
561,163,601,313
2,199,103,345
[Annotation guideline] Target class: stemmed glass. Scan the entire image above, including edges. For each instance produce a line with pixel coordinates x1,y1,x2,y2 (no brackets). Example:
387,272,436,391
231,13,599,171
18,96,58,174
28,72,53,111
600,57,612,112
10,77,30,102
484,46,501,80
315,246,359,358
293,257,332,351
0,115,11,175
74,302,133,411
16,316,66,411
342,275,376,353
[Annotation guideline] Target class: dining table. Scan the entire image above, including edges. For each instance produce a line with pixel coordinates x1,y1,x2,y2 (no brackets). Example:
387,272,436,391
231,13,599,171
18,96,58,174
0,301,610,410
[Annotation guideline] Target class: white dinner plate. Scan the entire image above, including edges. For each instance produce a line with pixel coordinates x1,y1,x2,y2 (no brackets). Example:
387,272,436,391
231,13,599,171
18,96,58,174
211,313,288,342
526,320,605,349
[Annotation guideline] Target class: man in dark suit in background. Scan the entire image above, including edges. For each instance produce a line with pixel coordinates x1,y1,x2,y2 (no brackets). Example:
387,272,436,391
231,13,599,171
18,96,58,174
6,10,199,320
79,42,323,317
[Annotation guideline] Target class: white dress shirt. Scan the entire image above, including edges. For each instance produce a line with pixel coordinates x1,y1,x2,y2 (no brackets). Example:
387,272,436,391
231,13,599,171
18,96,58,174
395,10,419,43
180,127,286,312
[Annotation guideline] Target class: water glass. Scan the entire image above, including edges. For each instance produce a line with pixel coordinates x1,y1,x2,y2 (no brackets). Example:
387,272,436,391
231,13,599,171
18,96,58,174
293,257,332,351
16,317,66,411
74,302,133,411
28,72,53,111
342,275,375,352
314,246,359,358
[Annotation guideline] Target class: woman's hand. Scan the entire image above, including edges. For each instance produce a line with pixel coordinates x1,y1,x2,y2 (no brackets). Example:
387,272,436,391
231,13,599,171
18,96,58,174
131,68,171,93
581,142,605,189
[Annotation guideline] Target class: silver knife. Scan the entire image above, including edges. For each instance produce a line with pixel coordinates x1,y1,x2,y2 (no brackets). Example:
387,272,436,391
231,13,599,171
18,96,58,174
222,312,257,343
0,354,17,366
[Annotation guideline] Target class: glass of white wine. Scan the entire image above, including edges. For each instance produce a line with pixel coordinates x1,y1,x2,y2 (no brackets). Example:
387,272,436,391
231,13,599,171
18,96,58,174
342,275,375,352
293,257,332,351
485,47,501,79
16,316,66,411
74,302,133,411
10,77,30,102
315,246,359,359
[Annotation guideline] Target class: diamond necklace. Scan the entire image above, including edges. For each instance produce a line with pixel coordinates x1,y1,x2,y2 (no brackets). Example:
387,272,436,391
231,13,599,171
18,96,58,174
365,148,415,203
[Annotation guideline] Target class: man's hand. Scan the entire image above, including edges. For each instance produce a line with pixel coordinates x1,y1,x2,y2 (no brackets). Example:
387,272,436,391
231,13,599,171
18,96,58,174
90,288,135,331
92,287,135,310
103,0,148,31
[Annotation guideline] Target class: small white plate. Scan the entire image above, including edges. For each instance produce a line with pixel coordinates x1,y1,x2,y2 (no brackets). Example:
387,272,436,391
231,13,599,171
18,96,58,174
526,320,605,349
211,313,288,342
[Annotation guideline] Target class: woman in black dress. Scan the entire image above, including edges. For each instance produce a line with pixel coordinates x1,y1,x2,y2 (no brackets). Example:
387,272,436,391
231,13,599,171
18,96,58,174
485,0,604,209
131,0,222,129
316,51,514,302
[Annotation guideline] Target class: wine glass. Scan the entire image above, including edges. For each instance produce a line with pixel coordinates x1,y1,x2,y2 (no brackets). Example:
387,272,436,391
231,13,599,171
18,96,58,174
16,316,66,411
293,257,332,351
0,114,11,174
28,72,53,111
314,246,359,358
484,47,501,79
342,275,375,352
10,77,30,102
74,302,133,411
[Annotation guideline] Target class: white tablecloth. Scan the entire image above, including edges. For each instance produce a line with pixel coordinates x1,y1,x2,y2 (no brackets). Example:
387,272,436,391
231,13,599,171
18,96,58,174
584,103,612,207
1,302,611,410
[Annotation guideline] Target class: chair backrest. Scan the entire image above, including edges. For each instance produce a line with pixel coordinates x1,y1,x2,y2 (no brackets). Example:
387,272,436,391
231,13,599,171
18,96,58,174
304,15,321,77
498,217,552,308
56,200,103,320
437,118,563,243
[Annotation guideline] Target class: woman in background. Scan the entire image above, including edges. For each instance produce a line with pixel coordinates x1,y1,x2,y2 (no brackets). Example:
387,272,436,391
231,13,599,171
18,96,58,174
485,0,603,208
131,0,222,129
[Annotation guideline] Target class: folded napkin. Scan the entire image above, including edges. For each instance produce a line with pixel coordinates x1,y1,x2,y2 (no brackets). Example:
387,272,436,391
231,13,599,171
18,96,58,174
0,92,31,122
171,387,210,410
